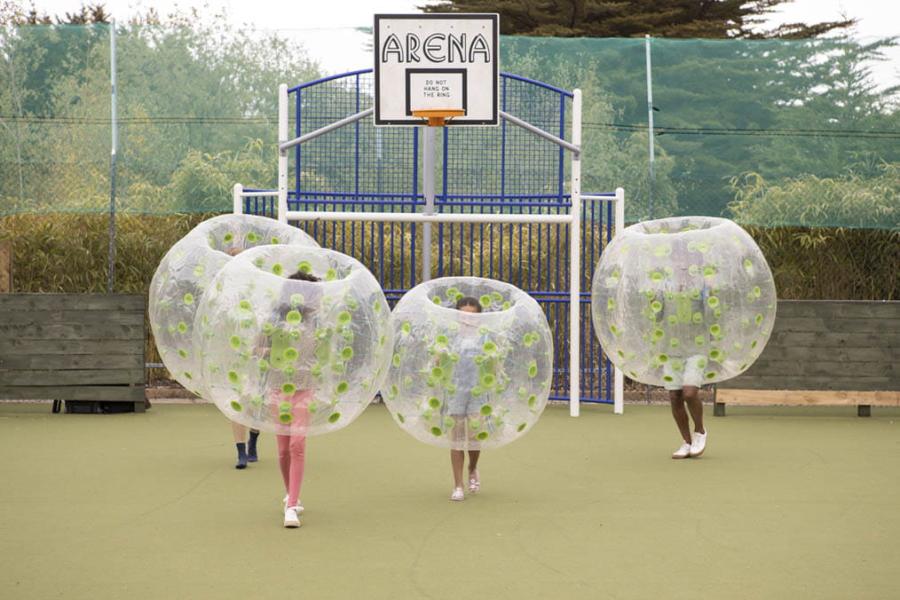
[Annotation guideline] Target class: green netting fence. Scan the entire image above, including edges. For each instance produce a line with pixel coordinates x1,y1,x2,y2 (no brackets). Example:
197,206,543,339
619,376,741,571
1,24,898,229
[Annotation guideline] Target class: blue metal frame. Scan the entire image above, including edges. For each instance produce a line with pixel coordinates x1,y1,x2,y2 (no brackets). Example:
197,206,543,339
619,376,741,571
246,70,616,404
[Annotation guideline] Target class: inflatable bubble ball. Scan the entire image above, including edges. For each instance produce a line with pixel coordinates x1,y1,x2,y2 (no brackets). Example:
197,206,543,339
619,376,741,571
384,277,553,450
149,214,318,397
591,216,776,388
193,245,392,435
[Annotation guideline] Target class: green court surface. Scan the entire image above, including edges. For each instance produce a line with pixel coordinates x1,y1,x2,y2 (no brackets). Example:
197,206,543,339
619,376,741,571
1,402,898,600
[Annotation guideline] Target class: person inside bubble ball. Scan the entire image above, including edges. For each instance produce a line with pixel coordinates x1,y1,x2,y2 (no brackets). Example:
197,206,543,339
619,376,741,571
224,246,261,469
445,296,488,502
654,254,709,460
265,269,321,528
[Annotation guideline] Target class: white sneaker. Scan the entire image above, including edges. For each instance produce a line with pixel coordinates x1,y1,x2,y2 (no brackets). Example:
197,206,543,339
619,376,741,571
283,507,301,528
282,495,304,514
672,442,692,459
450,487,465,502
690,429,707,457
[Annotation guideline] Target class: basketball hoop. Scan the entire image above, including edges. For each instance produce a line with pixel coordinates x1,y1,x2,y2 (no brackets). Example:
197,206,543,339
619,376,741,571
411,109,467,127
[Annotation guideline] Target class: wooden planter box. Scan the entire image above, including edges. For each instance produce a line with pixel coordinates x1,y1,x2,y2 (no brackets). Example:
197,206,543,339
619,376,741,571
0,294,146,412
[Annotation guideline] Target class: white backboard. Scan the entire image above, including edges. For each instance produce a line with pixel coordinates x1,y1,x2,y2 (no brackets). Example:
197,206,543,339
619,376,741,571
374,13,499,126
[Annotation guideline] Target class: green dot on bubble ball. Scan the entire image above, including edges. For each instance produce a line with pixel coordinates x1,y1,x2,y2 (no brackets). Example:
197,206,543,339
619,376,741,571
224,233,234,243
517,423,527,432
230,400,242,412
446,287,460,299
341,347,353,360
282,383,296,394
479,295,492,308
483,341,497,354
392,354,401,368
650,271,664,283
428,397,441,409
751,340,758,348
502,301,511,310
228,371,239,384
397,413,405,424
401,321,411,334
239,299,251,311
284,310,301,324
183,371,192,380
178,349,188,358
528,395,537,408
657,354,669,363
328,412,341,423
650,300,662,313
279,402,291,412
270,236,279,244
279,413,293,424
257,359,269,372
270,263,283,276
431,427,443,437
436,334,448,346
710,324,721,336
703,265,716,277
468,418,481,430
193,265,204,277
177,321,188,334
476,431,489,441
669,338,680,348
707,296,719,309
246,232,259,243
297,261,312,273
705,372,716,380
283,347,298,361
663,375,673,383
481,374,495,387
325,268,337,281
336,381,349,394
431,367,444,378
228,335,240,349
755,313,764,326
617,350,625,359
668,315,678,325
710,349,722,361
695,335,706,346
490,292,503,303
743,258,753,272
338,311,351,325
653,328,664,341
432,295,442,305
528,361,538,378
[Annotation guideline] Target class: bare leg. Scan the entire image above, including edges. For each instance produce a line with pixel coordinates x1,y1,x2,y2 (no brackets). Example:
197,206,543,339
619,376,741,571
231,422,248,443
468,450,480,473
683,386,704,434
669,390,692,444
451,450,465,489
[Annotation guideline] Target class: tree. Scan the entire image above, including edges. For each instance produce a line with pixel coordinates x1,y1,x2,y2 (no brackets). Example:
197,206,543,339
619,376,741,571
422,0,853,39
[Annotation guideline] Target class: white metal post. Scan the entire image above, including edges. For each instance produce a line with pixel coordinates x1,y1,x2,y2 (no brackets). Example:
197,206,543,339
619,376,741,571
569,89,582,417
421,126,435,282
645,35,655,219
233,183,243,215
613,186,625,414
277,83,289,224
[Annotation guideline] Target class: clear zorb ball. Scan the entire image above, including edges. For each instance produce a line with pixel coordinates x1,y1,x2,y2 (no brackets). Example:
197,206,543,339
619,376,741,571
384,277,553,450
149,214,318,396
193,245,392,435
591,216,776,388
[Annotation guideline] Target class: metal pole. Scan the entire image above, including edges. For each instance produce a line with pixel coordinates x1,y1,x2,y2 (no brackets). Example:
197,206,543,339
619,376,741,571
500,110,581,155
613,186,625,415
645,35,655,220
277,83,289,223
280,108,374,152
421,126,435,282
569,89,582,417
645,35,656,407
232,183,243,215
106,20,117,294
